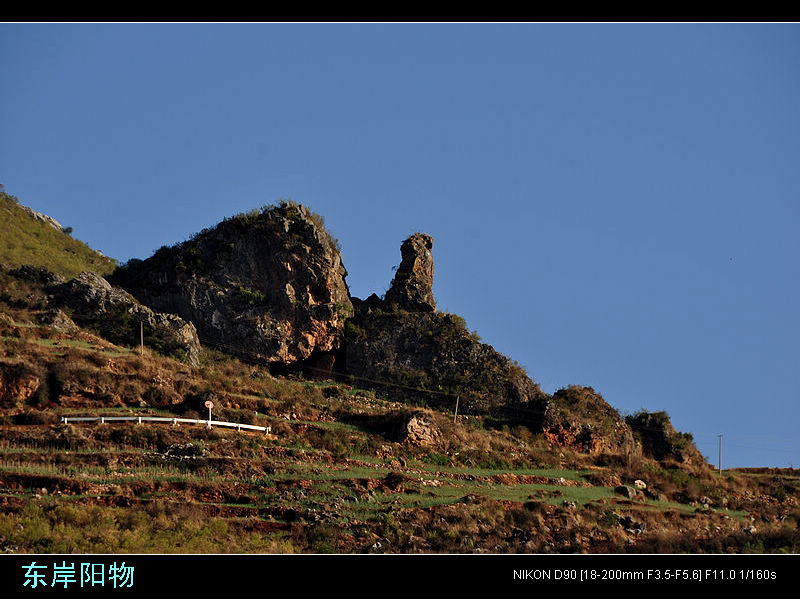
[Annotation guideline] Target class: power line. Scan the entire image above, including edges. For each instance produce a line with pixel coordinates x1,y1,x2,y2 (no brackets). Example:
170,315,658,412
139,333,799,452
192,338,730,436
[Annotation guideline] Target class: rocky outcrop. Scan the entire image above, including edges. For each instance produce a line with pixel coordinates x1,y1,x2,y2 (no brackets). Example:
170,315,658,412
18,205,68,233
111,202,351,367
344,234,546,420
52,272,201,367
37,309,78,332
8,264,65,287
542,386,639,456
384,233,436,312
626,410,705,466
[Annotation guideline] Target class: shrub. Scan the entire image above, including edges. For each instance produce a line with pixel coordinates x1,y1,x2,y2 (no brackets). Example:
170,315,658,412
237,286,266,307
420,451,451,467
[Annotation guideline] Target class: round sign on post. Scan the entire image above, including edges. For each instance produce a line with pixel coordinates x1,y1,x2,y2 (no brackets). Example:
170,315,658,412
205,400,214,428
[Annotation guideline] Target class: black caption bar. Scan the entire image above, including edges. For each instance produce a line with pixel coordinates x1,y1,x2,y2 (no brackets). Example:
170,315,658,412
1,554,799,595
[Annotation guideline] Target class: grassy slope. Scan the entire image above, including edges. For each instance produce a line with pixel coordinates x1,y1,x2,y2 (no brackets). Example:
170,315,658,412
0,192,116,279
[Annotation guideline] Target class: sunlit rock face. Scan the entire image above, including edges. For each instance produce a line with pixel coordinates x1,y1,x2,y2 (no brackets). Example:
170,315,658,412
111,202,351,366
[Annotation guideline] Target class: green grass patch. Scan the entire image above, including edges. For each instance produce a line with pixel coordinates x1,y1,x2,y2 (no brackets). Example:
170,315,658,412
0,192,117,279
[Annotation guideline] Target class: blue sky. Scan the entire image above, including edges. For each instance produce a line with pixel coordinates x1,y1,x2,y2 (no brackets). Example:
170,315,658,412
2,23,798,467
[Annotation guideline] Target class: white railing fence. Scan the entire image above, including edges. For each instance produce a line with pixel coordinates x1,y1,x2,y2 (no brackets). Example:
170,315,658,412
60,416,271,434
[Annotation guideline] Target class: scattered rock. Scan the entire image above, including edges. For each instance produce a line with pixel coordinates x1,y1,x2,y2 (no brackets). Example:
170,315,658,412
164,443,204,459
634,479,647,490
618,515,646,535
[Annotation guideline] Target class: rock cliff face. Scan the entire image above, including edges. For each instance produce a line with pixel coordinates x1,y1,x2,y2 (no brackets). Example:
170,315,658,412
111,202,351,367
344,234,546,419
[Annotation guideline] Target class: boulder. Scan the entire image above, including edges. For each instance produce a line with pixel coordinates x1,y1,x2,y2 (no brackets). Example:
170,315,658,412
395,413,441,447
615,485,640,499
37,309,78,332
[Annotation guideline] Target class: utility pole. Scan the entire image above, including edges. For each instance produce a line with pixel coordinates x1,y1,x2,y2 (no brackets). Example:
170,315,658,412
140,321,144,357
453,396,459,424
718,434,723,476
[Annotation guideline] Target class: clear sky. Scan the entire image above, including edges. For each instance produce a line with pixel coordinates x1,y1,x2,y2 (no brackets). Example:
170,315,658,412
2,23,798,468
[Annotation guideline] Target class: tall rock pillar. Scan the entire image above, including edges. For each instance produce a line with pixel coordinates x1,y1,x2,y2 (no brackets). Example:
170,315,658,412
384,233,436,312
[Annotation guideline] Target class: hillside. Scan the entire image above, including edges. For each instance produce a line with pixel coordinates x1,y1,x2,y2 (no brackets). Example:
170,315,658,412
1,307,799,553
1,197,799,553
0,191,116,279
